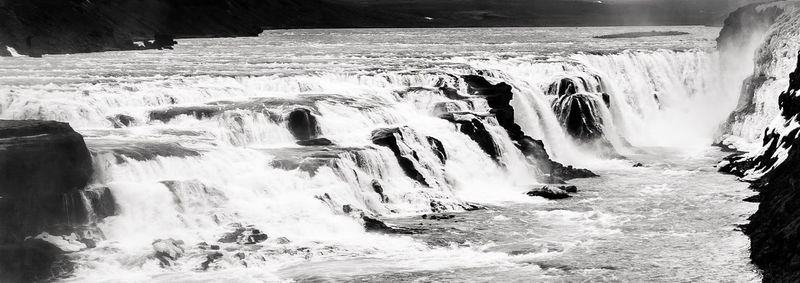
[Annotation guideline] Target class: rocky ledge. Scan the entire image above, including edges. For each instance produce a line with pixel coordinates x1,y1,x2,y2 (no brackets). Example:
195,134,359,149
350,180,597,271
0,120,98,281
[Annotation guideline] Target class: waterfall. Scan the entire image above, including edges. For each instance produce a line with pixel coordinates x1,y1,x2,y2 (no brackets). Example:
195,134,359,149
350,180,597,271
0,40,739,279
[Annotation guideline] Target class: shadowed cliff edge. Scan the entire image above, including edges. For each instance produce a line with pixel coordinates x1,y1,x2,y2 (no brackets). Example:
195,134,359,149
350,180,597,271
720,51,800,282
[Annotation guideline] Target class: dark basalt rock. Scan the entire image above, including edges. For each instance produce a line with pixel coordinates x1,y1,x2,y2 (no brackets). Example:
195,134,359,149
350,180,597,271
457,75,597,181
82,186,118,220
548,78,578,96
107,114,135,128
0,120,93,244
526,186,572,200
371,127,429,186
426,136,447,164
438,113,499,160
297,138,334,146
553,93,606,142
287,108,319,140
371,180,389,203
200,251,224,271
362,216,415,234
217,224,268,245
0,239,73,282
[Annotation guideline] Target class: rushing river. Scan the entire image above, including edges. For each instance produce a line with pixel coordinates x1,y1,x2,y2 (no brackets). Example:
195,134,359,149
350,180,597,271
0,26,761,281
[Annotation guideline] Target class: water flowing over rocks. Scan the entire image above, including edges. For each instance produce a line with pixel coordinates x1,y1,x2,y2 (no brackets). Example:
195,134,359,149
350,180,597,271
459,75,597,181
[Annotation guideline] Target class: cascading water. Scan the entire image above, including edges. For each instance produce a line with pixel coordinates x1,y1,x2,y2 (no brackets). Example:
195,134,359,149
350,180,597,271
0,26,758,281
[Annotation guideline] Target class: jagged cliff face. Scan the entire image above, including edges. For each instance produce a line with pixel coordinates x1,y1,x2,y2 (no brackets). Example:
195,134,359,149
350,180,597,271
718,1,800,146
717,2,800,281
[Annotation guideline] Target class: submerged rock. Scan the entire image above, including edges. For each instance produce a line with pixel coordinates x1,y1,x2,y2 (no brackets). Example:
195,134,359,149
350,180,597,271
217,225,268,245
152,239,185,267
362,216,415,234
526,186,576,200
297,137,334,146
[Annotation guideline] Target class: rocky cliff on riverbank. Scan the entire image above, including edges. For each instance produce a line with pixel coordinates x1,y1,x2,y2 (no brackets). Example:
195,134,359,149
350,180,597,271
0,120,97,282
721,51,800,282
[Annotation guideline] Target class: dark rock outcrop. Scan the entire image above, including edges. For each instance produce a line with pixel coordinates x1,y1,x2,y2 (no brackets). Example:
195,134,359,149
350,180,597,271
287,109,319,141
0,239,72,282
0,120,93,243
459,75,597,181
217,224,268,245
297,138,334,147
525,186,576,200
371,127,439,186
439,114,499,160
552,93,606,142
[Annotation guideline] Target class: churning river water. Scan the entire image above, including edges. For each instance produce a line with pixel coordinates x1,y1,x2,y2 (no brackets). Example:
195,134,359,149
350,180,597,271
0,26,761,282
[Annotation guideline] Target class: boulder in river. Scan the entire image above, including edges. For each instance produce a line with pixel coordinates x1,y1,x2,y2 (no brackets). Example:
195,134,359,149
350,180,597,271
526,186,575,200
287,108,319,140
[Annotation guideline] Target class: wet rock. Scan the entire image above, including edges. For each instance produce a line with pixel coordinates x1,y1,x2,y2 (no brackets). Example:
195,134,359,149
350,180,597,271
371,127,429,186
526,186,572,200
548,78,579,96
152,239,185,267
199,251,224,271
362,216,414,234
561,185,579,193
217,225,268,245
0,239,72,282
439,114,499,160
152,33,177,50
287,108,318,140
426,136,447,164
552,93,607,142
107,114,135,128
82,186,117,220
456,75,597,180
297,138,334,146
371,180,389,203
633,163,644,168
423,214,455,221
430,200,447,213
0,120,93,243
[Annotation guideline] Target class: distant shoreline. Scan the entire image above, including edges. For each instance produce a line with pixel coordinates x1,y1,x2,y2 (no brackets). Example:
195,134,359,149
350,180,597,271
594,31,691,39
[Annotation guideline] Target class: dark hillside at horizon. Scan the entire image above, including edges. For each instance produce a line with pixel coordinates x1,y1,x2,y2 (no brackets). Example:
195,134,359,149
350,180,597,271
333,0,754,27
0,0,756,57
